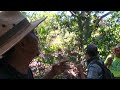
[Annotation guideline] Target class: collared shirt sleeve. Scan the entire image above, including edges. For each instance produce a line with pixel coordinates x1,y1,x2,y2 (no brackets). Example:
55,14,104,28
87,64,102,79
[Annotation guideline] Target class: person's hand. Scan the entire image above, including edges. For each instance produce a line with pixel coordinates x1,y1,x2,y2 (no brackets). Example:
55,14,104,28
76,64,86,78
43,60,69,79
51,60,69,75
76,64,84,72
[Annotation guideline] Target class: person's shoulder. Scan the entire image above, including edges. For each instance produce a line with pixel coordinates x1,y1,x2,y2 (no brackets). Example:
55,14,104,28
106,54,114,62
107,54,113,58
0,68,11,79
88,62,101,70
0,61,12,79
90,63,101,67
104,54,113,62
88,63,102,74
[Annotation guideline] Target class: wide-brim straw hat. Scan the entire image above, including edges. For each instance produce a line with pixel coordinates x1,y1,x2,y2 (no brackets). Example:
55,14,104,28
0,11,47,57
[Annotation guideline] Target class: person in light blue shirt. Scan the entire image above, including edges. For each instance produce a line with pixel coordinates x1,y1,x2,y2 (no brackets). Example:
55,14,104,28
85,43,103,79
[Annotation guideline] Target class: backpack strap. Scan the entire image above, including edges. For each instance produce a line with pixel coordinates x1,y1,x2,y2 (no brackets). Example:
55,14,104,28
94,61,105,79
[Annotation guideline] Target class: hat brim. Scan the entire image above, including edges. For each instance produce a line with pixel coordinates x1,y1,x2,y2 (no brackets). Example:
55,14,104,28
0,17,47,56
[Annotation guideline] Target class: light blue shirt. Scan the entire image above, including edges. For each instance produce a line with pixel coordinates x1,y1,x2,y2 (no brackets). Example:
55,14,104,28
87,60,103,79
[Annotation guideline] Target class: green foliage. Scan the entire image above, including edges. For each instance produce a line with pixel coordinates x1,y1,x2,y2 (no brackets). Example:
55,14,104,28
24,11,120,68
21,11,120,79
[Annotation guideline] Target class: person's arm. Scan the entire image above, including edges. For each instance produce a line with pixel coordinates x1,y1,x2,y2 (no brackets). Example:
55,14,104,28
43,70,57,79
104,54,113,68
87,64,102,79
76,64,86,79
43,60,68,79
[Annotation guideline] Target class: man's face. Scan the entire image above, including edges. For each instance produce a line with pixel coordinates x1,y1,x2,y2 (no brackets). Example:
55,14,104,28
23,31,40,58
85,54,90,61
114,47,120,57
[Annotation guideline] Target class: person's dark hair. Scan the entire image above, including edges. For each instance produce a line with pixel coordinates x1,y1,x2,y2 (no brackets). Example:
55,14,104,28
0,47,15,61
86,43,99,57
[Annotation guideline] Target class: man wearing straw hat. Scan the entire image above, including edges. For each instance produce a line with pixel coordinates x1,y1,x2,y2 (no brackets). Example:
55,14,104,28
0,11,68,79
104,44,120,79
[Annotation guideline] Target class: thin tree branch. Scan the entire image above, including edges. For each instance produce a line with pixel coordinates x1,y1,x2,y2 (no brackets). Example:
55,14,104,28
70,11,77,17
95,11,112,28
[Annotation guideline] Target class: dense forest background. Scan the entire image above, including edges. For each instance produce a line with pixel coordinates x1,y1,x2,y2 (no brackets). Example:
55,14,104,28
21,11,120,79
